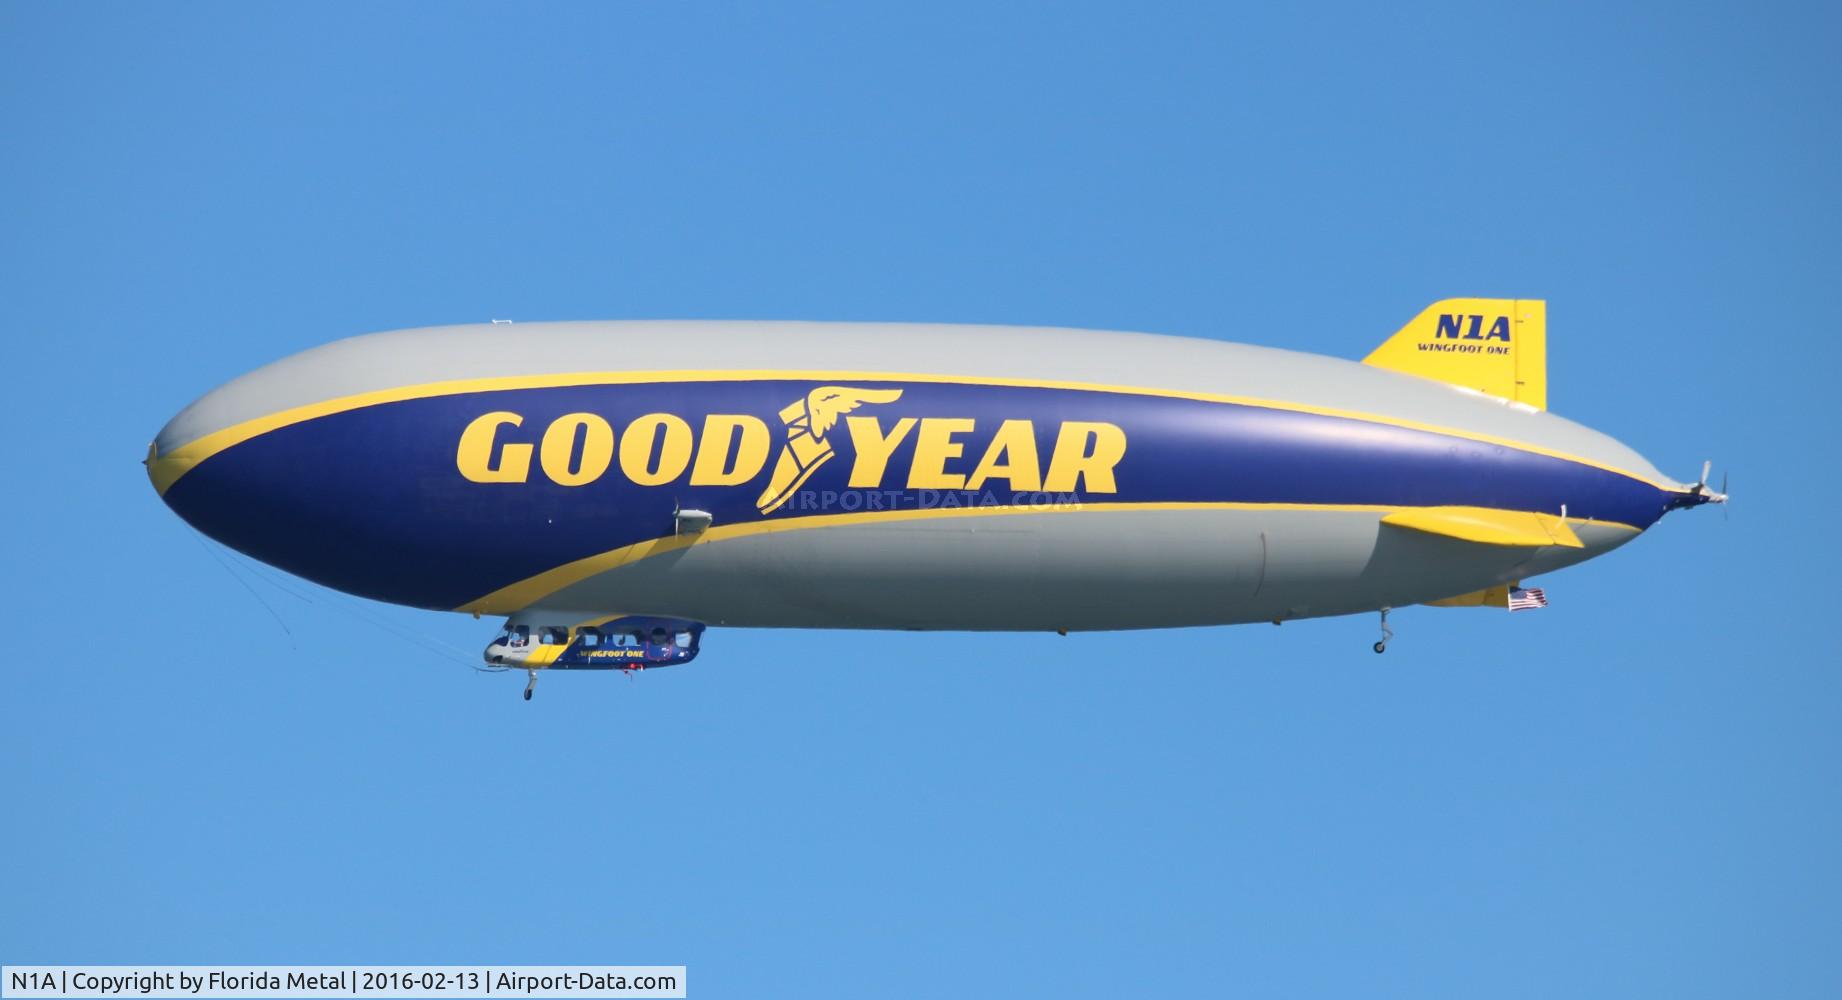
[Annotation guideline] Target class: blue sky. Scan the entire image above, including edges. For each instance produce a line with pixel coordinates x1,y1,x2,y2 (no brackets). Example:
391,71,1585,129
3,3,1838,997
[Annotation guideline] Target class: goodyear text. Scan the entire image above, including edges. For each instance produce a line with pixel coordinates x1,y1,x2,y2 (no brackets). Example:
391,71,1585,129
455,408,1127,503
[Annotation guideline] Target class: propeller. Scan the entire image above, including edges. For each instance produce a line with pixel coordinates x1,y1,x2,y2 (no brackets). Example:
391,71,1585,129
1696,460,1729,505
1667,460,1729,514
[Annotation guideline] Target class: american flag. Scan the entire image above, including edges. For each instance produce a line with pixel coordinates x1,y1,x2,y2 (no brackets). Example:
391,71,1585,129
1508,587,1548,612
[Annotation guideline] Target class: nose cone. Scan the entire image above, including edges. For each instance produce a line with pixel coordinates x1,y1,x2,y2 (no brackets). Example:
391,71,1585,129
145,374,488,611
146,387,351,593
146,438,201,500
146,338,592,614
146,397,221,524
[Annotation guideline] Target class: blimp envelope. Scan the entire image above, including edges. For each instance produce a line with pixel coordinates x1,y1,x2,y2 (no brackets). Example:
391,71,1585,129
146,298,1723,695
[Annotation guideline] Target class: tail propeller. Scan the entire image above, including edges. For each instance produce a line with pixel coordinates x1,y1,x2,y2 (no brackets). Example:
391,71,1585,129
1696,460,1729,504
1670,460,1729,513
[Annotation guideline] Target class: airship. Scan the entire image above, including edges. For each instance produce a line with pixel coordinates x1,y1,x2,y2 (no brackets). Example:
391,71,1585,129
147,298,1723,699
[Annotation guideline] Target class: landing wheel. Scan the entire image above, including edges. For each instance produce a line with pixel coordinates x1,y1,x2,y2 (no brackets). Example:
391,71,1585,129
523,670,537,702
523,688,533,701
1373,641,1387,654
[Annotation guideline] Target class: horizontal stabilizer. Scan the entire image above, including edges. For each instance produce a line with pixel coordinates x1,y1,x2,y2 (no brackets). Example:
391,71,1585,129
1424,584,1513,608
1364,298,1547,409
1382,506,1582,548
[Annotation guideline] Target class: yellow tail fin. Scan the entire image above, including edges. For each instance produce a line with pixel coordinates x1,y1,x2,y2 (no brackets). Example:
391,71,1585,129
1362,298,1547,410
1424,584,1512,608
1380,506,1582,548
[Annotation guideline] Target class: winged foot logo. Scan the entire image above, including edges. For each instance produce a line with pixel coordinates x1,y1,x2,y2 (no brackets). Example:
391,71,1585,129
755,387,904,514
453,384,1128,515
